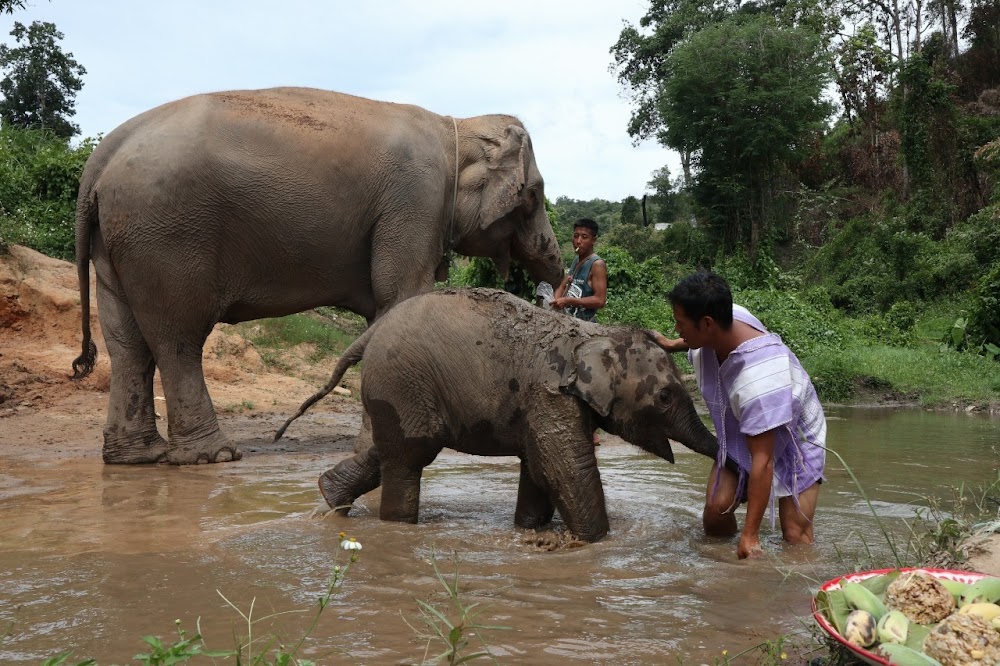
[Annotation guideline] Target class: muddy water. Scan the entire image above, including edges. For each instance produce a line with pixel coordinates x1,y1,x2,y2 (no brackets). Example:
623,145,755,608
1,408,998,664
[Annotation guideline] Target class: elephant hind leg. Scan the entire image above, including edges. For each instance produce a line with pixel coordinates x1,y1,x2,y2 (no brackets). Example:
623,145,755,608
319,445,382,513
155,342,241,465
97,280,168,464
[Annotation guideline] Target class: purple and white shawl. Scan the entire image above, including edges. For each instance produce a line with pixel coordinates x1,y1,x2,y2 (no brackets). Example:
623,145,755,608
689,305,826,517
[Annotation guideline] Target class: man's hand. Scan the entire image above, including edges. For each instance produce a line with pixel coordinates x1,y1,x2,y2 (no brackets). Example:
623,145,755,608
550,297,568,310
647,330,688,353
738,533,764,559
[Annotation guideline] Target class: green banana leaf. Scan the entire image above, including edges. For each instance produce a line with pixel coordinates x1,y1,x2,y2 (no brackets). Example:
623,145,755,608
816,589,850,636
904,622,932,652
859,571,901,596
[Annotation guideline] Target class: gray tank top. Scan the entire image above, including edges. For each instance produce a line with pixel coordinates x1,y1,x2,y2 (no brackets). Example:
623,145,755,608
566,254,600,321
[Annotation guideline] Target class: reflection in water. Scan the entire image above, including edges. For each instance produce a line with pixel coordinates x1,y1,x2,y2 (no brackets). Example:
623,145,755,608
0,409,997,663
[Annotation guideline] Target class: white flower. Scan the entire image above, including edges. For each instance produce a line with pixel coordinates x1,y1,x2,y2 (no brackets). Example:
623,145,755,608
340,537,362,551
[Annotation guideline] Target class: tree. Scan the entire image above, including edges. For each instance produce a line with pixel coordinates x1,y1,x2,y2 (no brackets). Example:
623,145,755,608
620,195,642,225
0,21,86,138
836,24,895,126
611,0,839,142
960,0,1000,90
1,1,28,13
611,0,745,144
658,15,833,258
646,166,678,224
836,0,965,71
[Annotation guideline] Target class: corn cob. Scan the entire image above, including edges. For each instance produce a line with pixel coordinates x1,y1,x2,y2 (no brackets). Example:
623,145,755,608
842,581,888,619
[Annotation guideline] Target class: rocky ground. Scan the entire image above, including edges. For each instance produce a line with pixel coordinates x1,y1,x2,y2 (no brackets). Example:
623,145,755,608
1,244,998,575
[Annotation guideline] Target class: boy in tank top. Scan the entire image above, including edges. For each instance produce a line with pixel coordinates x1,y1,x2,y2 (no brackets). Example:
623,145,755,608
553,218,608,445
552,218,607,321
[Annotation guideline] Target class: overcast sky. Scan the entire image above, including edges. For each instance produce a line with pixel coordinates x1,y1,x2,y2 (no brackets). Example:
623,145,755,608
1,0,680,201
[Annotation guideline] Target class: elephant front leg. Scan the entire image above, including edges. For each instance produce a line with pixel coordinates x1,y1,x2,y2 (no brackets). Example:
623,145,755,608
156,341,241,465
97,284,168,464
531,432,610,543
319,444,382,513
514,458,555,529
378,462,423,524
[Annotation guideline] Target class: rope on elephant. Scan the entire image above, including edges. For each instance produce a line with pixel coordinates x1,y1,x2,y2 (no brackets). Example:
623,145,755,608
445,115,459,284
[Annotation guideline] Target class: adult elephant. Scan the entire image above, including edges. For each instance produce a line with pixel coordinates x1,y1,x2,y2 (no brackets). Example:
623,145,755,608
70,88,563,466
276,289,724,543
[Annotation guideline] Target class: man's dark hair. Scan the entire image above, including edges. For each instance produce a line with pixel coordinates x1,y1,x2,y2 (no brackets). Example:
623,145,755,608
574,218,599,237
668,271,734,328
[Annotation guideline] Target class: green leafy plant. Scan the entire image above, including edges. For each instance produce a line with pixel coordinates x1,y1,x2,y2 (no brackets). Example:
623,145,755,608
404,553,509,665
217,533,363,666
133,620,233,666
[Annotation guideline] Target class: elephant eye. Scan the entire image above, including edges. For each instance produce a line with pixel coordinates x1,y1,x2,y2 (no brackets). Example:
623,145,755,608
657,388,671,403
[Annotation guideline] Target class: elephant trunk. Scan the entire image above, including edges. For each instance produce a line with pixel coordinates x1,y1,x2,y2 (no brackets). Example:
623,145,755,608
671,411,720,463
513,206,563,288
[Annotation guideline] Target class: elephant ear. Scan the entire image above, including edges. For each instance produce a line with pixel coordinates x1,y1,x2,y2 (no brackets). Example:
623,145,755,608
476,124,528,231
558,338,617,417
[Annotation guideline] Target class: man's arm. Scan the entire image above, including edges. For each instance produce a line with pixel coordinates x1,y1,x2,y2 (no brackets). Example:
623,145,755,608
552,273,572,300
739,429,776,559
648,330,690,353
552,260,607,311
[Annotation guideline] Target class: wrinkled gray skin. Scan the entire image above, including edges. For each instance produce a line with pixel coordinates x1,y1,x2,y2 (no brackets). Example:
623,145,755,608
277,288,721,543
70,88,563,466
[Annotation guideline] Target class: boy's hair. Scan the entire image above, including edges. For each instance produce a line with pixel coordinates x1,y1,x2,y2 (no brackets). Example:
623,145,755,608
668,271,734,329
573,218,599,237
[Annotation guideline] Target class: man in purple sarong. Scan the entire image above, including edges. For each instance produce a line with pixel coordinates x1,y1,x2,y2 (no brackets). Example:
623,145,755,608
650,272,826,559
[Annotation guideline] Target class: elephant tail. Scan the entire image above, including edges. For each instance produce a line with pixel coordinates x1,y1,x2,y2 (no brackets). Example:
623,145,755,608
273,322,378,441
71,183,99,380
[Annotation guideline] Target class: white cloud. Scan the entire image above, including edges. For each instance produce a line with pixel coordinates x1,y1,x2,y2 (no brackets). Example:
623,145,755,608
0,0,679,199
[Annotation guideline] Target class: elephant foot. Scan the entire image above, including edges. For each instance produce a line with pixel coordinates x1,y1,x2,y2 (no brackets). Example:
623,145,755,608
103,429,169,464
514,512,554,530
563,520,609,543
318,468,355,514
165,434,242,465
515,462,555,529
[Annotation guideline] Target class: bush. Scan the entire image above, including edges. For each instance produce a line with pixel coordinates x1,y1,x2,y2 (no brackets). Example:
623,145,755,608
601,245,669,296
659,222,715,268
447,257,536,301
803,353,857,402
732,287,847,357
0,125,95,260
967,260,1000,352
599,245,676,329
805,212,972,313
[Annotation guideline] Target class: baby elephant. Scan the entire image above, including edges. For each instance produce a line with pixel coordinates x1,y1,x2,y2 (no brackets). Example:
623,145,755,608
277,288,720,542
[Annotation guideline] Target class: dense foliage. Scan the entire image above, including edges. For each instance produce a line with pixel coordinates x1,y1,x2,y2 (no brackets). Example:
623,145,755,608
605,0,1000,365
0,125,94,259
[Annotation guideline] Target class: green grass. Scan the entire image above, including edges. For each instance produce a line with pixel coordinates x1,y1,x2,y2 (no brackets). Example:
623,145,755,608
219,400,255,414
804,342,1000,406
232,309,364,366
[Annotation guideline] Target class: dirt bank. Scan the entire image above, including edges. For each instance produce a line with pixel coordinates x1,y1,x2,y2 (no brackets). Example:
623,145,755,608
0,244,362,464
